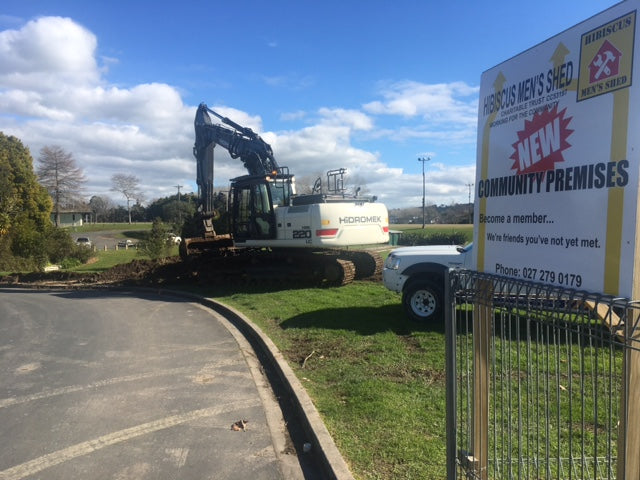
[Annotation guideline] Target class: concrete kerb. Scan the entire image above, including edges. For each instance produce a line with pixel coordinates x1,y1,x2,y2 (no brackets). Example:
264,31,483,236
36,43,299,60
183,293,356,480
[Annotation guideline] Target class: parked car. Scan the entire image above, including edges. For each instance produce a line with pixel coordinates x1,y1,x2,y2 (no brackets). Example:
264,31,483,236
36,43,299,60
383,243,474,322
117,239,135,248
75,237,92,248
166,233,182,244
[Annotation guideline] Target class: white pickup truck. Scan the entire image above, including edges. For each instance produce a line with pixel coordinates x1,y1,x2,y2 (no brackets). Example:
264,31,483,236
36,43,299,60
383,243,474,322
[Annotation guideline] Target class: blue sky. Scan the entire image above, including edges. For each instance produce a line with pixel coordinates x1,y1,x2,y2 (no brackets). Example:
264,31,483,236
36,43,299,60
0,0,615,209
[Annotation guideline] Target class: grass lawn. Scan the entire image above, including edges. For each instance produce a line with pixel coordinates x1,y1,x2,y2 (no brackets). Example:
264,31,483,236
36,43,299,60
392,223,473,237
67,222,153,233
71,246,180,273
71,249,140,272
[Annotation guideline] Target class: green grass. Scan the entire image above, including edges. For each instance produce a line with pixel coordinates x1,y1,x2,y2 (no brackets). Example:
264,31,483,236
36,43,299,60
188,276,620,479
65,222,153,233
68,245,181,273
392,223,474,241
70,249,141,273
63,224,178,273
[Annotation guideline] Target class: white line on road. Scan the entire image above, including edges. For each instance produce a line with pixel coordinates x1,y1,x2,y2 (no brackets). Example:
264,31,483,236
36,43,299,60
0,358,244,409
0,399,259,480
0,367,193,408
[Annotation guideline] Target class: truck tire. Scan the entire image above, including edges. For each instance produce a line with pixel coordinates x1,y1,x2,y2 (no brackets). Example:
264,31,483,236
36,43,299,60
402,279,443,322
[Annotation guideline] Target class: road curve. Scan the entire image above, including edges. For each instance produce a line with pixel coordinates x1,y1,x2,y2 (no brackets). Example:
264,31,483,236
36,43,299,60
0,288,308,480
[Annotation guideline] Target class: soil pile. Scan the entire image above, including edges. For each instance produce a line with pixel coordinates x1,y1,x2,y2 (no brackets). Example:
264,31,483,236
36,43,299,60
0,258,192,288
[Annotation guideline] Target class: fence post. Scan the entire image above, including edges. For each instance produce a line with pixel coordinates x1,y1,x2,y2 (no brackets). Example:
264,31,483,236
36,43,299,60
618,310,640,479
444,269,457,480
472,277,492,480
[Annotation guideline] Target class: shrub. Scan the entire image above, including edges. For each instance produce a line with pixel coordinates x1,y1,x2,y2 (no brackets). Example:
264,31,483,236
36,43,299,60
44,226,75,263
60,257,82,269
137,218,172,260
398,231,468,246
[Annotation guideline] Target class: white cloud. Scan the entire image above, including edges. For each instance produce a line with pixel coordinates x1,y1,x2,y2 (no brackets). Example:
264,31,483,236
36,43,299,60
280,110,306,122
365,161,476,206
0,16,199,203
364,80,479,126
0,16,99,89
318,107,374,131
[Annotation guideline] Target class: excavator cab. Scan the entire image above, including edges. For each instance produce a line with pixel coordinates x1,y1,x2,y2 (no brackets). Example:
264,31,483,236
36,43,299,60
230,174,293,241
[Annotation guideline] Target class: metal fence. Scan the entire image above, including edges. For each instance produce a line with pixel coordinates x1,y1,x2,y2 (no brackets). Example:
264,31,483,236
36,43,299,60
445,270,640,480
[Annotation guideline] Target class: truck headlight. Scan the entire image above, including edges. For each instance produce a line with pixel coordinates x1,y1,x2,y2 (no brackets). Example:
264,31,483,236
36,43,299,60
385,254,401,270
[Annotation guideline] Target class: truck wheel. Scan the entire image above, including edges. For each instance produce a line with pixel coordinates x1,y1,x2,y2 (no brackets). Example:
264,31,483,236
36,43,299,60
402,280,443,322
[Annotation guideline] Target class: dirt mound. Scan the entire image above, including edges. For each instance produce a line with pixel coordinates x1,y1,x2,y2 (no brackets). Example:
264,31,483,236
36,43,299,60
0,258,192,288
0,270,98,285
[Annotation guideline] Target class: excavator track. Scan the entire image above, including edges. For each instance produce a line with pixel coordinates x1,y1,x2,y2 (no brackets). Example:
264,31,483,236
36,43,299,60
339,250,384,280
319,256,356,286
179,246,357,287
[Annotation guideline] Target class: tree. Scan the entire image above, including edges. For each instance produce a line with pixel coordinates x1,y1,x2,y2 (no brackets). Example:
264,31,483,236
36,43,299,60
130,200,147,223
146,192,197,226
88,195,113,223
111,173,142,224
0,133,53,269
137,218,171,260
295,173,324,194
36,145,87,227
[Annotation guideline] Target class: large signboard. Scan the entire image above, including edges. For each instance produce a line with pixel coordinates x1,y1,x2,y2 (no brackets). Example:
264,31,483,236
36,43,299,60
474,1,640,298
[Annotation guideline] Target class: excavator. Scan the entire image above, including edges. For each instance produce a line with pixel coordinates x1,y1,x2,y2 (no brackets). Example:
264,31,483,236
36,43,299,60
180,103,390,285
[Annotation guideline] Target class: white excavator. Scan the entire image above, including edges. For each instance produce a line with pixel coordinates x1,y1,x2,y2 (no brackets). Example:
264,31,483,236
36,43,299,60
180,103,390,285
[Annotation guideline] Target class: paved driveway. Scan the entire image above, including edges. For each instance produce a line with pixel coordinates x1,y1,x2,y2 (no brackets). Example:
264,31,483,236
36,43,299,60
0,288,303,479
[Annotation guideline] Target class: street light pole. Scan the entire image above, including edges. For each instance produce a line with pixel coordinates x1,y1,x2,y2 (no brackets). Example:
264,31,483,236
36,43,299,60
466,183,474,224
418,157,430,228
174,184,183,223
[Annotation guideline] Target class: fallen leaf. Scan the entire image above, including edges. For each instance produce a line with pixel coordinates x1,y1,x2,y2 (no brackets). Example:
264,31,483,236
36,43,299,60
231,420,248,431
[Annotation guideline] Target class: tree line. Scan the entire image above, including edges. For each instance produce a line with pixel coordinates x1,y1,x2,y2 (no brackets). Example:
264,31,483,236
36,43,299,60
32,142,200,226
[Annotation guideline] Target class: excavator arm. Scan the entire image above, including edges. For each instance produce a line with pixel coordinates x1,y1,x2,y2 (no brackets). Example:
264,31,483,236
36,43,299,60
194,103,281,213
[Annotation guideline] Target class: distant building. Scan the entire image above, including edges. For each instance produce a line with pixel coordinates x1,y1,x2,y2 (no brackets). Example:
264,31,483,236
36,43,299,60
50,206,93,227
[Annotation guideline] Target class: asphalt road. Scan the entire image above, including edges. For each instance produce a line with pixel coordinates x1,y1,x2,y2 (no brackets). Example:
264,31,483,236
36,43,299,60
0,288,305,480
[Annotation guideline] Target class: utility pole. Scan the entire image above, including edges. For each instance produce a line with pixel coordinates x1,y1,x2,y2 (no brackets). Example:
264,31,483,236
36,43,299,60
466,183,474,224
174,184,183,223
418,157,430,228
